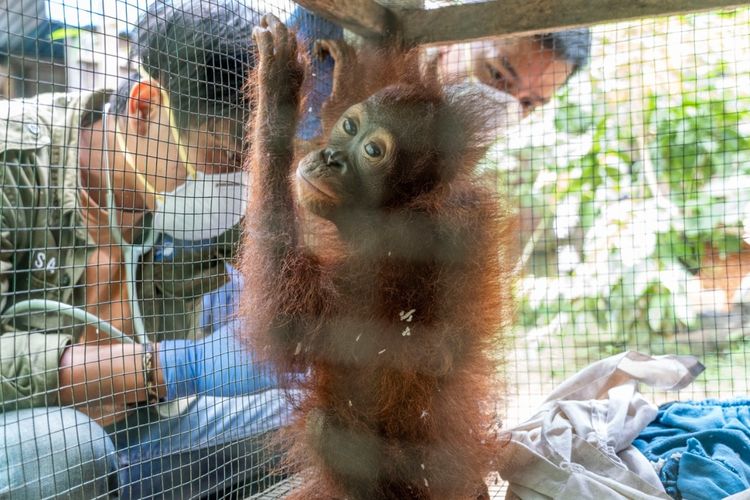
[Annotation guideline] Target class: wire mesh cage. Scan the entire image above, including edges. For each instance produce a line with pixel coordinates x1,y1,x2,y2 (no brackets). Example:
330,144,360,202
2,0,750,498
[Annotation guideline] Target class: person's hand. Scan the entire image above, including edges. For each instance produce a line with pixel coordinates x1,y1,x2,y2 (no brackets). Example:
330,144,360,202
157,320,278,400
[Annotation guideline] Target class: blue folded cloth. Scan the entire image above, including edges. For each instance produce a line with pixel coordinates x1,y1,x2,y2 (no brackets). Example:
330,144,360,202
634,399,750,499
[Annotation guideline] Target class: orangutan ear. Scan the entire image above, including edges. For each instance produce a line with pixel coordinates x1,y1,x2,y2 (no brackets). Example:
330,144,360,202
443,82,522,148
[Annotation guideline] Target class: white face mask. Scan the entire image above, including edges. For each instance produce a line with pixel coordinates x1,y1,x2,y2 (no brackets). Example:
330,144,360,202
152,170,248,242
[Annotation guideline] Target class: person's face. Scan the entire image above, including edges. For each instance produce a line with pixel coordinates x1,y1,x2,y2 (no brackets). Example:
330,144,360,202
472,37,574,116
113,79,243,210
438,37,574,117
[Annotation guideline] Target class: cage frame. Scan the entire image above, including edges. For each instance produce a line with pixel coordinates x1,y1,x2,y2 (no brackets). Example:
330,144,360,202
295,0,750,45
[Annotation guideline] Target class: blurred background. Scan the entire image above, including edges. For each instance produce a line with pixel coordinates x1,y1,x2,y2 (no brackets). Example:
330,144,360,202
494,9,750,424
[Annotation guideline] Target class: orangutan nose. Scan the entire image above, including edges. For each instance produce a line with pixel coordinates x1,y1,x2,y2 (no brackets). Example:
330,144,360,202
322,148,347,170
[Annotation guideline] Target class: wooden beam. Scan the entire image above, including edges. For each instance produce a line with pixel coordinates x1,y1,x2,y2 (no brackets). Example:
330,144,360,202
397,0,750,46
293,0,396,40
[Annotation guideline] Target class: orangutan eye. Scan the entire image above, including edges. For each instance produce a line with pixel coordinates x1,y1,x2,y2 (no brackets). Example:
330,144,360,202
343,117,357,136
486,63,505,85
364,142,382,158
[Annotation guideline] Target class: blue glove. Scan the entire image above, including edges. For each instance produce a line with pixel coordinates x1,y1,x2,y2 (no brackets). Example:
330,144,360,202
158,320,279,400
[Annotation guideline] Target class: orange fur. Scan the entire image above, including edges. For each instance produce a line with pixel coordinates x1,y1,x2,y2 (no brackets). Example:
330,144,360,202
240,22,514,499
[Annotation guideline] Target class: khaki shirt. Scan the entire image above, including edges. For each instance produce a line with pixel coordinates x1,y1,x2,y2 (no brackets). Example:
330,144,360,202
0,90,235,411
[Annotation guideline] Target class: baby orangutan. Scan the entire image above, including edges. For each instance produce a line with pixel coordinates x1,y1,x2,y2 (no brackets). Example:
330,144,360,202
241,15,515,500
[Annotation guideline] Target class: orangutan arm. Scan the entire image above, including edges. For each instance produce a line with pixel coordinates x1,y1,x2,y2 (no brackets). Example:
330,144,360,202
245,15,329,365
249,15,304,251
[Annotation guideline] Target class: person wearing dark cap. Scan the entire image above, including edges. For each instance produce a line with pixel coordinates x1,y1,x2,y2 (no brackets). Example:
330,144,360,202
0,1,289,497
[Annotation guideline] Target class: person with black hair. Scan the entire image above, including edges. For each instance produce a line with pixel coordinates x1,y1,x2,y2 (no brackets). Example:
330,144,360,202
0,0,291,497
438,28,592,115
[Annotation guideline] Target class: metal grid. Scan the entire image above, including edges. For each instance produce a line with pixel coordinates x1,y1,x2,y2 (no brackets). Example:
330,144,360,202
1,0,749,498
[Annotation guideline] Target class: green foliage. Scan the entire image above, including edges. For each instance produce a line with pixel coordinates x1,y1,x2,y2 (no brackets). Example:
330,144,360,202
498,13,750,358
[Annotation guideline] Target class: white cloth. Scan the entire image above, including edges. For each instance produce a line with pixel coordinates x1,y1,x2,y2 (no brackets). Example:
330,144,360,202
725,489,750,500
498,351,704,499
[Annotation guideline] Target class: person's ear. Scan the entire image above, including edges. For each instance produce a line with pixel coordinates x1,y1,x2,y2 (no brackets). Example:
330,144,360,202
126,80,163,136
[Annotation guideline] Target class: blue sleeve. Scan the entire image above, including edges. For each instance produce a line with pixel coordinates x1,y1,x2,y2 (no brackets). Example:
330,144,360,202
161,264,278,400
158,319,279,400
